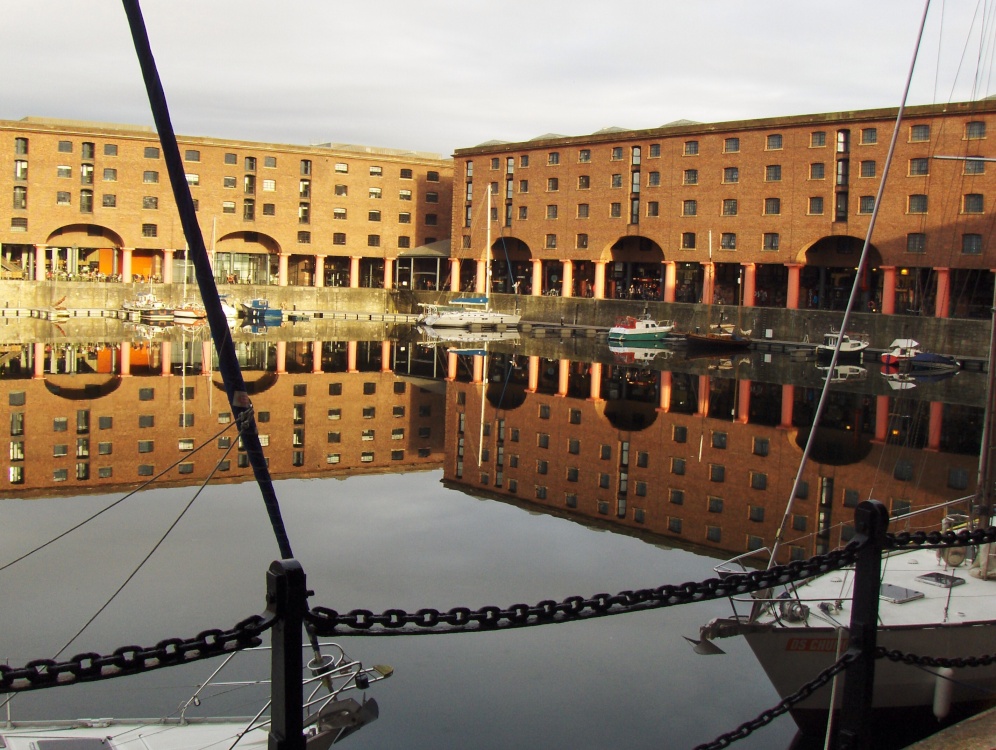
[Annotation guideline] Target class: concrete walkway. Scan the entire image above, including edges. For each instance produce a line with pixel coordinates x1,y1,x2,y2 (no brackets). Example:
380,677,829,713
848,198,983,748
907,706,996,748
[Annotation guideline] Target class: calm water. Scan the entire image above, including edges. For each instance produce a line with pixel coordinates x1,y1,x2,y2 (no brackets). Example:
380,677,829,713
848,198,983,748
0,472,796,750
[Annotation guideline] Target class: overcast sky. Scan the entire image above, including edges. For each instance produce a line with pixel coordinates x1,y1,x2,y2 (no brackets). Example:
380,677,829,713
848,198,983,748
2,1,993,157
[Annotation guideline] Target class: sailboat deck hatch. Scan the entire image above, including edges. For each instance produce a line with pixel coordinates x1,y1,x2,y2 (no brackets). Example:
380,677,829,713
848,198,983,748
880,583,925,604
915,572,966,589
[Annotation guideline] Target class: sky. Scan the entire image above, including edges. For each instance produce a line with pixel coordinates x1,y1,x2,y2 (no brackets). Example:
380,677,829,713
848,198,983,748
3,1,995,157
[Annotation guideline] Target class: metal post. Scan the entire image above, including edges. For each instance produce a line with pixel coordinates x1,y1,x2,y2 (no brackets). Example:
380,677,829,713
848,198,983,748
267,559,307,750
836,500,889,750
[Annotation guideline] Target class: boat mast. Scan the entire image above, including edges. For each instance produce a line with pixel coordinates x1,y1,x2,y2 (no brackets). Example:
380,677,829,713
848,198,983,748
485,185,492,309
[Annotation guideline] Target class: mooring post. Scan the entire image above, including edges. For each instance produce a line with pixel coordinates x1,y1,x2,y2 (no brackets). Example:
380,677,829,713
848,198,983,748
267,559,307,750
836,499,889,750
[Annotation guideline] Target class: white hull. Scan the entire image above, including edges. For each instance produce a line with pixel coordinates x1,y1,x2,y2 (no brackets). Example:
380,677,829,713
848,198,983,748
420,309,520,329
1,719,269,750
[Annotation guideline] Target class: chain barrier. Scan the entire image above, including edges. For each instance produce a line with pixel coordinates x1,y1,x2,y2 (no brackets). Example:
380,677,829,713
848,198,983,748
0,612,273,694
886,526,996,550
306,542,863,636
694,651,857,750
877,646,996,670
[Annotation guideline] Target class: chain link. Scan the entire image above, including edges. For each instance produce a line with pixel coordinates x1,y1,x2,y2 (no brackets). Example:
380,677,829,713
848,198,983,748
0,613,273,694
877,646,996,670
886,526,996,550
306,542,863,636
694,651,857,750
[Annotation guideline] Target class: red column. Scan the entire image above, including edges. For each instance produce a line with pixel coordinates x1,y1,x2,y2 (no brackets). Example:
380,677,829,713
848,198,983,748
278,254,289,287
531,260,543,297
701,262,714,304
594,261,606,299
785,263,802,310
33,342,45,378
275,341,287,374
934,267,950,319
875,395,890,442
588,362,603,401
742,263,756,307
557,359,569,396
349,257,360,288
779,384,794,428
450,258,461,292
561,260,573,298
928,401,943,451
881,266,896,315
347,341,358,372
663,261,676,303
527,355,539,392
312,341,322,373
160,341,172,376
472,355,483,384
736,379,751,423
384,258,394,290
446,352,458,381
314,256,325,288
162,249,174,284
697,375,710,417
381,341,392,372
475,259,486,294
657,371,672,412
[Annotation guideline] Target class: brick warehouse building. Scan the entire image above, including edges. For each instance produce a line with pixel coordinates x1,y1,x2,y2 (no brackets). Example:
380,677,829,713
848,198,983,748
0,117,453,290
449,99,996,319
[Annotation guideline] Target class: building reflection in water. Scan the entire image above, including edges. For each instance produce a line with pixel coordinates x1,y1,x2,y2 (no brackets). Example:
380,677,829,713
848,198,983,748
0,327,983,566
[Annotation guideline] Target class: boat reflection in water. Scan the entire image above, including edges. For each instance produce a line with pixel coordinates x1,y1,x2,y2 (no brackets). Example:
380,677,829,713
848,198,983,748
0,324,986,748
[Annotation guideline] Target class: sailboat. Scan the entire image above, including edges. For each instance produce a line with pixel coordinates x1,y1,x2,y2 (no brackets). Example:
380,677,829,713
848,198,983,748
692,11,996,740
417,188,520,329
685,232,751,352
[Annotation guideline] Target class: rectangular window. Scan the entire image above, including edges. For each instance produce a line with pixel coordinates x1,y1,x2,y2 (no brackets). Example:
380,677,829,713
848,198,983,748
859,195,875,213
765,164,782,181
861,127,878,144
547,177,559,191
548,152,560,165
683,169,698,185
723,167,739,184
860,160,876,178
646,201,659,217
966,121,986,139
722,198,738,216
684,141,699,156
908,194,928,213
720,232,736,250
964,193,984,213
906,233,926,253
682,200,697,217
708,496,724,512
610,203,622,218
766,134,783,150
811,131,827,147
143,170,159,183
671,457,686,475
810,163,825,180
963,233,984,255
141,223,157,237
724,137,740,153
144,146,160,159
965,158,985,175
910,124,930,142
909,158,929,176
809,196,824,215
681,232,696,249
763,232,780,250
764,197,781,215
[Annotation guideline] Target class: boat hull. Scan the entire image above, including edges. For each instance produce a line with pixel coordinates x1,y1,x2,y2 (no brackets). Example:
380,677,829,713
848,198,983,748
685,333,751,351
744,620,996,731
420,310,520,328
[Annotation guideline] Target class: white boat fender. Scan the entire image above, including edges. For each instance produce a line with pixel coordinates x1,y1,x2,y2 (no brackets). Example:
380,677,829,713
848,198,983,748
932,667,955,720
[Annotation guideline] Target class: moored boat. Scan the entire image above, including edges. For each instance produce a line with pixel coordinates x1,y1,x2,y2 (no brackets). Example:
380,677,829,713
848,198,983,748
122,291,172,322
816,329,869,361
417,297,521,329
242,298,283,325
607,314,675,342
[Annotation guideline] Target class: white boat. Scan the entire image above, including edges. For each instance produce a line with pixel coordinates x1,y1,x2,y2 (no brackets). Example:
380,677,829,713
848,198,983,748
816,329,869,360
419,323,520,345
0,643,392,750
698,513,996,734
417,187,519,330
607,314,675,342
608,340,673,365
879,338,921,365
123,291,172,322
817,364,867,383
173,301,207,321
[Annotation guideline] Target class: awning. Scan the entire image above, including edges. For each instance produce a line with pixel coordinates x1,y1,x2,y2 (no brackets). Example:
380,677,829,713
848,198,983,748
396,239,451,259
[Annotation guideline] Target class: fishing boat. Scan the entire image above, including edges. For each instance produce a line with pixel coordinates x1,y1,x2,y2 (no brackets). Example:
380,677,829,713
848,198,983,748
172,301,207,321
816,329,869,361
880,339,960,371
416,187,520,330
685,324,751,353
608,341,673,366
607,314,675,342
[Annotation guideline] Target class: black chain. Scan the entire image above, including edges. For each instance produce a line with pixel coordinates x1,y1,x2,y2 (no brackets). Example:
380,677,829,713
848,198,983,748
877,646,996,669
0,613,273,693
306,542,863,636
694,651,857,750
886,526,996,550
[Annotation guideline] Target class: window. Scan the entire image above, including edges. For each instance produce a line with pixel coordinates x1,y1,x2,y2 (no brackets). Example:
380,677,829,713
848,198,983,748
56,165,71,179
577,174,591,190
763,233,780,250
646,201,659,217
765,164,782,181
764,197,781,215
80,191,95,213
12,186,26,210
723,167,739,184
333,208,347,220
222,201,236,214
965,158,985,175
681,232,696,249
58,140,73,153
751,472,768,491
908,157,929,176
547,177,559,191
811,130,827,147
647,171,660,187
963,233,983,255
683,169,698,185
243,199,255,220
720,232,736,250
809,196,824,215
608,202,621,218
766,134,783,150
13,160,28,180
10,217,26,231
367,235,381,247
682,200,697,216
578,148,591,162
610,146,623,160
577,203,590,219
906,233,926,253
518,206,528,220
708,496,724,512
545,234,557,249
861,127,878,144
859,195,875,213
186,173,200,187
722,198,738,216
671,457,686,475
649,144,661,158
966,121,986,139
548,152,560,165
684,140,699,155
964,193,984,213
546,205,558,219
425,213,438,225
368,209,381,221
425,191,439,203
860,160,876,178
297,231,311,244
810,163,825,180
143,170,159,184
143,196,158,210
724,137,740,153
908,194,928,213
